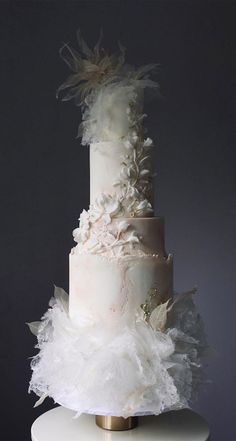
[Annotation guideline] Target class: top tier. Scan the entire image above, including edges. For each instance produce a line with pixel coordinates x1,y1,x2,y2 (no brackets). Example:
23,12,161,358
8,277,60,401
88,81,155,217
57,31,159,217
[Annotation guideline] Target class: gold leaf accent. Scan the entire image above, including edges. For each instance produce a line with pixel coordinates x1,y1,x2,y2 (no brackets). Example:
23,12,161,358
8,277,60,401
140,301,151,321
140,287,161,322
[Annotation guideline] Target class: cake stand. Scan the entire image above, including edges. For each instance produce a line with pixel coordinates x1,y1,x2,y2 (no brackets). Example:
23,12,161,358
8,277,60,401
31,406,210,441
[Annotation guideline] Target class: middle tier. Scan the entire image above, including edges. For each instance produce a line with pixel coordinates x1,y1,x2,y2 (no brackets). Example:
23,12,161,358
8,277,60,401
90,141,154,217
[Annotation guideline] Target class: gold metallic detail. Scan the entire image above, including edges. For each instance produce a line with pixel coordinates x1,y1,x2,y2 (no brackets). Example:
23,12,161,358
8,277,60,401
95,415,138,431
141,287,160,321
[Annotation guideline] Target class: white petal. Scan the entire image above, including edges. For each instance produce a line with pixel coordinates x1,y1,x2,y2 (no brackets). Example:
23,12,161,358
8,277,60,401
126,231,140,244
107,199,121,216
33,393,48,408
143,137,153,147
136,199,150,210
102,213,111,225
117,221,130,235
140,169,151,177
73,227,80,238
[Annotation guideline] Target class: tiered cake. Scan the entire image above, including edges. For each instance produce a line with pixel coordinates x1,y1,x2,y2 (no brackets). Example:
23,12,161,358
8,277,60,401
70,112,173,327
28,32,207,419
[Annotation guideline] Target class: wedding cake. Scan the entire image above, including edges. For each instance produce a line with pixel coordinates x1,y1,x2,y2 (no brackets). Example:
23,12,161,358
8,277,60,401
28,31,208,419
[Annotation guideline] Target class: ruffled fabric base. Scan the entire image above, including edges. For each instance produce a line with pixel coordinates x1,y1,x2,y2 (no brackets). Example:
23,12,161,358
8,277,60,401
28,287,208,418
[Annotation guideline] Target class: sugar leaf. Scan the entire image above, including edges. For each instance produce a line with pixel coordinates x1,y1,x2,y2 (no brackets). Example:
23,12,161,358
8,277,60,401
140,169,151,177
54,285,69,312
33,393,48,408
26,321,41,336
149,299,170,331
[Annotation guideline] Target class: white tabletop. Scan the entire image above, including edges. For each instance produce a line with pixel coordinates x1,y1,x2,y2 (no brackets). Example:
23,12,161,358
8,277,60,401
31,406,210,441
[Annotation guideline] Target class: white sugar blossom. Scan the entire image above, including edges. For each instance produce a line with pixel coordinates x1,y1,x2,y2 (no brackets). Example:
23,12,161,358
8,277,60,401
73,209,91,244
143,137,153,147
117,221,130,236
79,209,90,229
93,193,121,218
73,226,88,244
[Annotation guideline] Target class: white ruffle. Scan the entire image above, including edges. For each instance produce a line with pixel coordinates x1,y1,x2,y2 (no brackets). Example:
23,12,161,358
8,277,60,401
28,288,208,418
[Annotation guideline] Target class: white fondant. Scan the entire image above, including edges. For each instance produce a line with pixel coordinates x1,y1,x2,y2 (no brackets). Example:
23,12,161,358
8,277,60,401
90,142,127,204
69,253,173,325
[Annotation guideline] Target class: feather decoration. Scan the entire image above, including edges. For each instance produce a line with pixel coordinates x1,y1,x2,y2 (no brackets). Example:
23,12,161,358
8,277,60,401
56,29,159,105
56,29,126,103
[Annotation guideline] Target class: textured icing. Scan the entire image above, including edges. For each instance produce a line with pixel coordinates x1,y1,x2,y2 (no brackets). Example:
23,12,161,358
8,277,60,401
69,253,173,325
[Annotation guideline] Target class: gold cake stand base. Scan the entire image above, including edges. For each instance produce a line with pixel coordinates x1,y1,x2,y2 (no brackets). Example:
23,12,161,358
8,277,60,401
95,415,138,431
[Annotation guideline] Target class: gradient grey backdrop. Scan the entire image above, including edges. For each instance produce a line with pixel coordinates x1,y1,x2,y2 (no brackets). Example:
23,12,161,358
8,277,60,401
0,1,235,440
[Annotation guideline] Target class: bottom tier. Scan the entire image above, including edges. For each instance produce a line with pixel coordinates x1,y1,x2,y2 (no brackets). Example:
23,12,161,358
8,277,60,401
69,252,173,325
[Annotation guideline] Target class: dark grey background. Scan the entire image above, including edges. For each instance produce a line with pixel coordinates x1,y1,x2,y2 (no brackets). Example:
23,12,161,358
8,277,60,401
0,1,235,440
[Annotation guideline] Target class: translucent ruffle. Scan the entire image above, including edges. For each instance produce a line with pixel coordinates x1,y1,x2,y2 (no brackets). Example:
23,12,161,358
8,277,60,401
28,287,208,418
